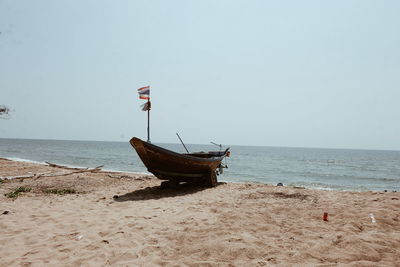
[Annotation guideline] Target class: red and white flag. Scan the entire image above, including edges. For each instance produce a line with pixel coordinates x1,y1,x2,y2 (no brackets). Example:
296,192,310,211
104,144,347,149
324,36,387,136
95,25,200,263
138,86,150,100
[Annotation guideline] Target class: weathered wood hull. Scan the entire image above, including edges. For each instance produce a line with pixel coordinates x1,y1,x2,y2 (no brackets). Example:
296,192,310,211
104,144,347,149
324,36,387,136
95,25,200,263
130,137,227,186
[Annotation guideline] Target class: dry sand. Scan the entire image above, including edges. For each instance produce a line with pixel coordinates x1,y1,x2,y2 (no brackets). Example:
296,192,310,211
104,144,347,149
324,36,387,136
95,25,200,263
0,158,399,266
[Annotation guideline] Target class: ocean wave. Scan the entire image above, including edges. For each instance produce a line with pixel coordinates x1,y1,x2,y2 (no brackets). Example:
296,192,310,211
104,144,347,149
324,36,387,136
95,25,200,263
5,157,47,165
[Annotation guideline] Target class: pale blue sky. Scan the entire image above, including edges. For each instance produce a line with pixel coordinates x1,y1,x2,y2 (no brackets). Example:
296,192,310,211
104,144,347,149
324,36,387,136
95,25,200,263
1,0,399,150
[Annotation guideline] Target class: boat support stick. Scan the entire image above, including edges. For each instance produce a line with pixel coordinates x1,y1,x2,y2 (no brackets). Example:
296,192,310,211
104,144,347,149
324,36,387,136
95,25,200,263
176,133,190,153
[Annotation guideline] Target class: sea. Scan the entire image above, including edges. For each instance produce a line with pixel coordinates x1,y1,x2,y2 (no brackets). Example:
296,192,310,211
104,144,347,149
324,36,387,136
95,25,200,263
0,138,399,192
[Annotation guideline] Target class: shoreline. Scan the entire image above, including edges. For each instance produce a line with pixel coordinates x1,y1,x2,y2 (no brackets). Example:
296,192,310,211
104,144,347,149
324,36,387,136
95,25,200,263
1,158,399,265
1,157,396,193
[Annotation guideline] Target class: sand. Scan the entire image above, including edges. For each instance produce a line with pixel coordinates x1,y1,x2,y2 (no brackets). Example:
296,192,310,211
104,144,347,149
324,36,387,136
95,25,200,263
0,158,399,266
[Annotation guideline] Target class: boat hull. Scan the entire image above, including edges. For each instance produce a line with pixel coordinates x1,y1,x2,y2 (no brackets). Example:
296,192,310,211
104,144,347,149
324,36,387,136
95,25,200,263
130,137,226,186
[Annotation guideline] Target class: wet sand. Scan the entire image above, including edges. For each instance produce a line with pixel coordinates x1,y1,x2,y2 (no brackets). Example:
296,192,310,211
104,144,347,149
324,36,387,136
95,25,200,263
0,158,399,266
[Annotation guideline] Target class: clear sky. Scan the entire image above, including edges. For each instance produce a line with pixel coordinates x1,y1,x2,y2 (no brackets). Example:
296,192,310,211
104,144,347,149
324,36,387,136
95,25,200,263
1,0,399,150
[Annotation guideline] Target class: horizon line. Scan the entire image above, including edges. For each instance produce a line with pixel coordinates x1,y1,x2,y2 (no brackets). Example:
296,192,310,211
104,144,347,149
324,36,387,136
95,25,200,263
0,137,399,152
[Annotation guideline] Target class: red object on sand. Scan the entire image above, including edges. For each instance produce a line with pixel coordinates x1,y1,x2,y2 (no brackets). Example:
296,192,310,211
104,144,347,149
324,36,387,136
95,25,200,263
323,212,328,221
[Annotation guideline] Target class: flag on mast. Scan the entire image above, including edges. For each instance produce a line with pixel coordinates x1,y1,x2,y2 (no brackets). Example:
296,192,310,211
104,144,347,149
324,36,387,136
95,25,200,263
137,85,151,142
137,86,151,111
140,101,151,111
138,86,150,100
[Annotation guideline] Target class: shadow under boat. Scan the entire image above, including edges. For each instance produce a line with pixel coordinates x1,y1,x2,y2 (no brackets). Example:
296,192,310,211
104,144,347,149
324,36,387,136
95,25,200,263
114,182,226,202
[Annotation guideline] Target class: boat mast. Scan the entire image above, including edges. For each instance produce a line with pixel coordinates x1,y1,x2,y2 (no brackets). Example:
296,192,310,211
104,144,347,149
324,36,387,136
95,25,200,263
147,99,151,143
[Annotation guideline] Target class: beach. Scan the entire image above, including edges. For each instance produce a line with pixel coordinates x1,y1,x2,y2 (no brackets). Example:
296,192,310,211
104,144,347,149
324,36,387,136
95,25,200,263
1,158,399,266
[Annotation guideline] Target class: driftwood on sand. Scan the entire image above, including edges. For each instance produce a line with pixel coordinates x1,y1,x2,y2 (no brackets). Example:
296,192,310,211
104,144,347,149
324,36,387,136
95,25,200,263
0,162,103,180
0,174,37,180
44,161,104,171
107,174,153,180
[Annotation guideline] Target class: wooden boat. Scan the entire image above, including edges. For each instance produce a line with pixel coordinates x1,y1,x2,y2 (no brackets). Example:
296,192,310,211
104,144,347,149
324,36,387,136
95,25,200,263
130,137,230,187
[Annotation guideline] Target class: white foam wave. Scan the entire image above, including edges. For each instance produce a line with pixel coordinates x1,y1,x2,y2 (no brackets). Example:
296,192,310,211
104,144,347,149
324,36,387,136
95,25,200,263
5,157,47,165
